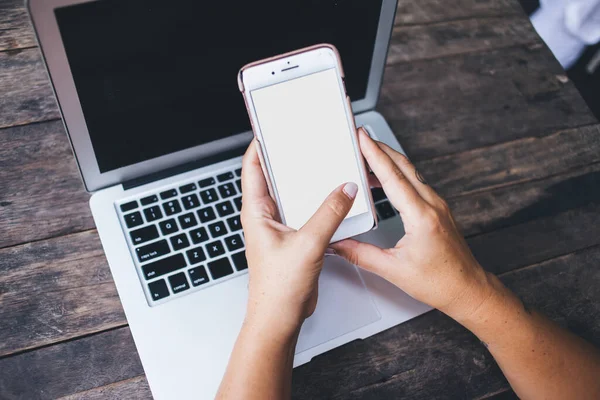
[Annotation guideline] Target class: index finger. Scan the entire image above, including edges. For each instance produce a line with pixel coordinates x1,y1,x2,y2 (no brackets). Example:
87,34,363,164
358,129,427,221
241,140,278,220
241,140,270,200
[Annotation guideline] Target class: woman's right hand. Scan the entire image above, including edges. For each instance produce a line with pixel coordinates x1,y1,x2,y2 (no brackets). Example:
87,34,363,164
332,128,494,320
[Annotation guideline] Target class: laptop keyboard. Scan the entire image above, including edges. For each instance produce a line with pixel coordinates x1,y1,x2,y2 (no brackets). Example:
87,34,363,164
117,166,396,306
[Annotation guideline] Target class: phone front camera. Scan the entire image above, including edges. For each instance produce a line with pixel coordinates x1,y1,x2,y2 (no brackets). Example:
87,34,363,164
271,71,275,75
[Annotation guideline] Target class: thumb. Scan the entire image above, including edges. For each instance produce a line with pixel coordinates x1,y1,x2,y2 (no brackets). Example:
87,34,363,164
298,182,358,247
330,239,396,278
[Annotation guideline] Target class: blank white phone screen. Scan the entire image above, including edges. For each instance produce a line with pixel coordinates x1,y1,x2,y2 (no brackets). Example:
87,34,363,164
250,68,368,230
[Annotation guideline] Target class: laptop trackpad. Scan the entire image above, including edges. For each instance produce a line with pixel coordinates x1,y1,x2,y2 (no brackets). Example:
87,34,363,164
296,256,381,353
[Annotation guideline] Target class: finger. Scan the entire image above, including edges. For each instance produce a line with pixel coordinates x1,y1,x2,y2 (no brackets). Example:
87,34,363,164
375,141,440,206
368,173,381,188
241,140,277,219
299,182,358,247
358,128,427,220
331,239,397,278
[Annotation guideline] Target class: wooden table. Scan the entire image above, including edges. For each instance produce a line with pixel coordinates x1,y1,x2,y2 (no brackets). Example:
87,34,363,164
1,0,599,398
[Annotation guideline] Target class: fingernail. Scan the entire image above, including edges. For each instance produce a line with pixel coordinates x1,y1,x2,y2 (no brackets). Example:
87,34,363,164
325,247,337,256
343,182,358,199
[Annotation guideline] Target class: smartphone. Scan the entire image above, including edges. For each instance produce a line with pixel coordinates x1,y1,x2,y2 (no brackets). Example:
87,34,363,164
238,44,376,242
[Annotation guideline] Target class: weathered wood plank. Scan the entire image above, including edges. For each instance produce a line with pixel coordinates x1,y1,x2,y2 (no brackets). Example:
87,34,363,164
387,16,538,65
0,120,93,249
0,48,59,129
57,376,151,400
2,244,598,400
380,45,597,161
450,161,600,236
395,0,523,25
419,124,600,199
0,327,144,400
2,155,600,357
0,0,36,52
0,230,124,357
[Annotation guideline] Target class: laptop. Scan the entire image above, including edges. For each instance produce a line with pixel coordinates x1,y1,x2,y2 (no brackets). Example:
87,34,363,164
28,0,431,398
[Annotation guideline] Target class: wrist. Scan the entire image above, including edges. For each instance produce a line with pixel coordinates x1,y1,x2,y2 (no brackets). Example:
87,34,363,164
439,267,499,323
243,304,303,345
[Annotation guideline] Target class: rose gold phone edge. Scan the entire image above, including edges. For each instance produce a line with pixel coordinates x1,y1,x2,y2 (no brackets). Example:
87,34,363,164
237,43,378,241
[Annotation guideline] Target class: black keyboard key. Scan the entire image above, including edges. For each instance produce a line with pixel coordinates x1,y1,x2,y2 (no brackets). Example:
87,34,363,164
130,225,159,245
170,233,190,250
179,183,197,194
235,168,242,177
120,201,138,212
215,200,235,218
231,251,248,271
376,201,397,220
209,221,228,238
124,211,143,228
186,246,207,265
190,227,209,244
224,234,244,252
136,239,170,263
162,199,182,216
217,171,234,182
189,266,210,286
140,195,159,206
142,253,186,280
227,215,242,232
168,272,190,294
208,257,234,279
159,218,179,235
235,179,242,193
178,212,198,229
200,188,218,204
148,279,170,301
198,177,216,188
197,206,216,223
143,205,163,222
371,187,387,203
218,183,237,198
160,189,178,200
206,240,226,258
233,197,242,212
182,193,200,210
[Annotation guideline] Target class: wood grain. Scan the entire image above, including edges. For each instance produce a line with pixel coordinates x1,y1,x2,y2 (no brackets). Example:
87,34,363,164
2,153,600,357
57,376,151,400
0,120,93,249
0,48,59,129
387,16,538,65
418,124,600,198
380,45,597,161
2,244,598,400
0,327,144,400
395,0,523,25
0,230,124,358
0,0,36,52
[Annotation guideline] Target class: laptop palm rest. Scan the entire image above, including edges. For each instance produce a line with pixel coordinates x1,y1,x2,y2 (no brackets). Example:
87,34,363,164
296,257,381,353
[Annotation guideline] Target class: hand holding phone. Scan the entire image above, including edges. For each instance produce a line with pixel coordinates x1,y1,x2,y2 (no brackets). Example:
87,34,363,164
238,44,376,242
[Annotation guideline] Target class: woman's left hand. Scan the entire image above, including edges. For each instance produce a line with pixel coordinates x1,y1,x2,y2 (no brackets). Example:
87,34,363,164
241,140,358,339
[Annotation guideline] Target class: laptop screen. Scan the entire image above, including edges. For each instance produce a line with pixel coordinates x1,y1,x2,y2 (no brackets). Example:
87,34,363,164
54,0,383,173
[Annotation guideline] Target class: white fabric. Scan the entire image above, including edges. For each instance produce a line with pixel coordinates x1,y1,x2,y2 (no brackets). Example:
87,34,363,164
532,0,600,69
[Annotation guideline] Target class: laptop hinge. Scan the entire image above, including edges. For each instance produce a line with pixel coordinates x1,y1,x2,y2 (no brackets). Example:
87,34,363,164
122,145,248,190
